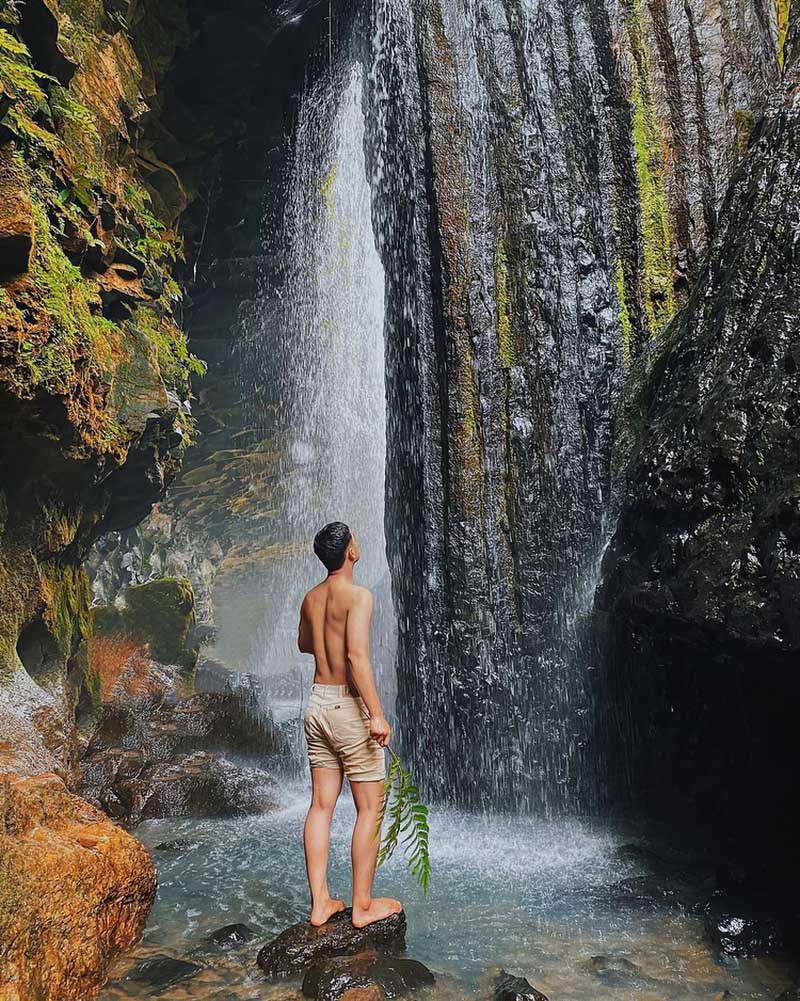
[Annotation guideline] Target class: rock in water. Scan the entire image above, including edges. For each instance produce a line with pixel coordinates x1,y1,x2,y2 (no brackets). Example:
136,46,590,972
302,952,435,1000
257,909,406,978
703,893,783,957
208,922,256,948
495,970,550,1001
124,954,202,989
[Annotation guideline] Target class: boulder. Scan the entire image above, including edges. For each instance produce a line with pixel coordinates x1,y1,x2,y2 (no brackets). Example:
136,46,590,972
208,922,256,948
302,952,434,1000
495,970,549,1001
257,909,407,979
0,772,156,1001
82,748,279,825
124,954,202,990
703,892,783,957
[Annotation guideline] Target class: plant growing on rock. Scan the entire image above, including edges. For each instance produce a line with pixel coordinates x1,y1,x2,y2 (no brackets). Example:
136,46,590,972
377,747,431,894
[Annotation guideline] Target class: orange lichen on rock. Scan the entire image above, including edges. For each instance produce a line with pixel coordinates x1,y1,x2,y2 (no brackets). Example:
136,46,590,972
0,771,156,1001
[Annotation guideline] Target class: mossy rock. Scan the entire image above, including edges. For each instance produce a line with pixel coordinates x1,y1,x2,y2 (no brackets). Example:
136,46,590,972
92,576,196,669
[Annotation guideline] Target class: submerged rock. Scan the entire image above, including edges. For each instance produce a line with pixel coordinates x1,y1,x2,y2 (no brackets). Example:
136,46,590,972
257,909,407,979
494,970,549,1001
152,837,198,853
302,952,434,1000
124,954,203,989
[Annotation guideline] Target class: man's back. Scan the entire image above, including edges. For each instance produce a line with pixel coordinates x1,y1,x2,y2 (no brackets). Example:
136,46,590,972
300,576,370,685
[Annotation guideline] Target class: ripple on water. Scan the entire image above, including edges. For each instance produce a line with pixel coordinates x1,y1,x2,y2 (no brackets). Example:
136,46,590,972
100,783,796,1000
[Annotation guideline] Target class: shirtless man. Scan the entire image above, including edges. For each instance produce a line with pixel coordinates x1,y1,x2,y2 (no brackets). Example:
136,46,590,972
297,521,402,928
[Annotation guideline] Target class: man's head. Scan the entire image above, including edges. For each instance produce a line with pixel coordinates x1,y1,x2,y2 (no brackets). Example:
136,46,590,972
313,522,359,572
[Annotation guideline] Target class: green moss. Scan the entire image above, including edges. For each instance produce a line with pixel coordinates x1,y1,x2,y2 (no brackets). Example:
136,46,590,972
93,577,197,670
495,240,516,368
42,564,93,663
734,108,756,154
616,256,634,366
319,159,338,221
777,0,791,67
628,0,676,338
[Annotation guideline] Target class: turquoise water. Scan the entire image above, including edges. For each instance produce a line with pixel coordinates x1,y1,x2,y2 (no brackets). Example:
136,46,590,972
101,782,795,1000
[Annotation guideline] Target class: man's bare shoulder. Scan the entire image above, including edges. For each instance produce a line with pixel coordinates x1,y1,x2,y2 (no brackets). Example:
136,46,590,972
301,581,327,607
347,584,373,608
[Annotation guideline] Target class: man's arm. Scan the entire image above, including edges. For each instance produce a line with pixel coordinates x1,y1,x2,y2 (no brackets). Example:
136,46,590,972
346,589,391,746
297,597,313,653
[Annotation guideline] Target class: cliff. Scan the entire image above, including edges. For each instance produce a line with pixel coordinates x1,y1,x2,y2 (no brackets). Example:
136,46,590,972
595,0,800,876
368,0,784,806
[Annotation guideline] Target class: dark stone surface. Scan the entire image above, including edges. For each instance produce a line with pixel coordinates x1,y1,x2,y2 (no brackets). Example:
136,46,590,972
302,951,434,1000
257,909,407,979
80,682,283,824
208,922,256,948
595,2,800,884
703,893,784,958
495,970,549,1001
125,954,202,989
83,748,278,826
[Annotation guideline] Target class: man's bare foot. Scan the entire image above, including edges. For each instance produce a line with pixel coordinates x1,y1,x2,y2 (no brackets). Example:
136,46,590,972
351,897,403,928
309,897,346,927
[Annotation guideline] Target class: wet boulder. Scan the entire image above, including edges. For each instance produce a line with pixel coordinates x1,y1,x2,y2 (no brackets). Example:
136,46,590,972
124,954,202,990
703,892,783,957
257,909,406,978
495,970,550,1001
84,748,278,825
302,951,434,1000
208,922,256,948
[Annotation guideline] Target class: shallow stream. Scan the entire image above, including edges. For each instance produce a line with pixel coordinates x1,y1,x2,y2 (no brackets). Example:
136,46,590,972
101,782,795,1000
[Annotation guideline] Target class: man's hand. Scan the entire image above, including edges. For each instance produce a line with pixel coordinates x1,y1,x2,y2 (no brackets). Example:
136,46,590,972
369,715,391,747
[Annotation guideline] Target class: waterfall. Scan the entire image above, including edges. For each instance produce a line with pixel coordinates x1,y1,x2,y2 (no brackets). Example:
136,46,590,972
245,59,396,731
364,0,620,814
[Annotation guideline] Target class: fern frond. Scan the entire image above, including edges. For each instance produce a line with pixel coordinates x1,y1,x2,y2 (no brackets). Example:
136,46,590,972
376,747,431,894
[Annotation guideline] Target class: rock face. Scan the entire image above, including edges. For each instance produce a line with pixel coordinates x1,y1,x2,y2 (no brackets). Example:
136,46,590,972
257,909,407,978
0,0,200,783
0,771,156,1001
80,593,283,823
367,0,783,807
595,1,800,875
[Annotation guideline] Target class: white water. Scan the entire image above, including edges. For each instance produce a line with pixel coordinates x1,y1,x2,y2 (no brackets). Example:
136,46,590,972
245,62,396,723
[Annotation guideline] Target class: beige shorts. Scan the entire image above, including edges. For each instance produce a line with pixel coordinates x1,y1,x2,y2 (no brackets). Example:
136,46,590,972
304,684,386,783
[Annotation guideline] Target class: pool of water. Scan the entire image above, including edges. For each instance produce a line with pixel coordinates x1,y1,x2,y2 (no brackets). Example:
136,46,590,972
101,782,795,1000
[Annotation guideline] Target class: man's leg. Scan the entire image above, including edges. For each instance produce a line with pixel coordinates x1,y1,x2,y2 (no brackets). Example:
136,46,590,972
349,779,402,928
304,767,346,926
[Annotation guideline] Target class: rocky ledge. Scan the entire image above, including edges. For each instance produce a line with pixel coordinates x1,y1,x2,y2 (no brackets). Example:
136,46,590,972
0,771,156,1001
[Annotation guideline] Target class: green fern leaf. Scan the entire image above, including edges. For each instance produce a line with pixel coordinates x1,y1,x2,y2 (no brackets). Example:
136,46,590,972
376,747,432,895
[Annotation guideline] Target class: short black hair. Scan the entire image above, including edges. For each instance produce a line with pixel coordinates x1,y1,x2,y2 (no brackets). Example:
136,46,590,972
313,522,352,571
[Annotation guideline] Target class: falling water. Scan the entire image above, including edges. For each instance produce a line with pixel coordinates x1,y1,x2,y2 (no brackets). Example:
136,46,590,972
245,59,396,729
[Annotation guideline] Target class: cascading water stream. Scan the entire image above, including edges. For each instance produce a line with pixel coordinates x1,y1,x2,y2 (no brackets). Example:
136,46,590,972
244,58,397,736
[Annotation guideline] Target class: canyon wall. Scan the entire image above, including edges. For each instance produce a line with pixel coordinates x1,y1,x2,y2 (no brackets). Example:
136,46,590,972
368,0,783,807
595,0,799,875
